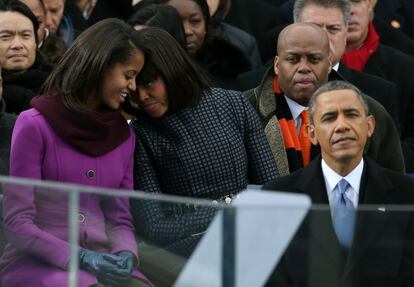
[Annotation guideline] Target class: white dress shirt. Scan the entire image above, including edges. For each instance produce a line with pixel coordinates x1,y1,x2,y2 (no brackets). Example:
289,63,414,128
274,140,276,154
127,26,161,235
321,158,364,213
284,95,308,134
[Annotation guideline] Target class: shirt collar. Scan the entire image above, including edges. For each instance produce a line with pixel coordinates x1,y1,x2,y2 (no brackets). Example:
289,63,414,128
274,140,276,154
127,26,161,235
284,95,307,122
332,63,340,71
321,158,364,197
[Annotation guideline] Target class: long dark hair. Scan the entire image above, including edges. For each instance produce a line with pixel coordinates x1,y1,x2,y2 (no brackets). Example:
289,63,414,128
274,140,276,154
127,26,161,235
133,27,210,113
43,18,145,112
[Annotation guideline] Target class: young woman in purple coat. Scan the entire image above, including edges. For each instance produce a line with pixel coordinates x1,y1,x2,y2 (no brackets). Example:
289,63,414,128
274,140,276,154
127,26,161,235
0,18,153,287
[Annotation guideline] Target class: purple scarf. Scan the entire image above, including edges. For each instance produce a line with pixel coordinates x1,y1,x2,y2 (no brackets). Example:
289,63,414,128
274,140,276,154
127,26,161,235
31,92,130,156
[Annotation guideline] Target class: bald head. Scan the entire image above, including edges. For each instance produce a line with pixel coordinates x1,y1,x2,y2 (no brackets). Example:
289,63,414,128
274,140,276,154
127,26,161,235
274,23,332,106
277,23,331,56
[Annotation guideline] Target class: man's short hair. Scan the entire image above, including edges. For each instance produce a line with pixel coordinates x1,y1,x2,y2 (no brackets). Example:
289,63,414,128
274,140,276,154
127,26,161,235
0,0,39,43
309,80,370,124
293,0,351,27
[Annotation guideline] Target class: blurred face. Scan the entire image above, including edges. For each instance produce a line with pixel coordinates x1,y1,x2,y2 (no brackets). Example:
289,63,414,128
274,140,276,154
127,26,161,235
347,0,373,51
168,0,206,56
97,51,145,111
309,89,375,173
206,0,219,16
44,0,64,34
0,11,36,72
20,0,47,45
137,77,169,118
275,25,331,106
299,4,347,66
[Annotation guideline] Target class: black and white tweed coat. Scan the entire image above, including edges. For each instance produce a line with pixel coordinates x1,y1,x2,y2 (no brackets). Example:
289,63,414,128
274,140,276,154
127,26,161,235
130,88,279,252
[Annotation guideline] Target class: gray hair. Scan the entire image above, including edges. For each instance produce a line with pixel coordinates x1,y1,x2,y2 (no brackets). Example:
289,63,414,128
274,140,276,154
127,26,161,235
309,80,370,124
293,0,351,28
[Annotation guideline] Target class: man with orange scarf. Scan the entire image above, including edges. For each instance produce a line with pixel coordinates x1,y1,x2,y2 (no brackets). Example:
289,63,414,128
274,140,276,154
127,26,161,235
244,22,404,176
342,0,414,173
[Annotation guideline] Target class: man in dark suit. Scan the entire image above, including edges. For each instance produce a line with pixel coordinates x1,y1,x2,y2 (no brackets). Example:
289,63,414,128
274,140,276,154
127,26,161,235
343,0,414,172
263,80,414,286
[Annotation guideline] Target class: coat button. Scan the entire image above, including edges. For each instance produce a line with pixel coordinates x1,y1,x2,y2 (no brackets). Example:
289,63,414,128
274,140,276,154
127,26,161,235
391,20,401,29
86,170,95,179
78,213,85,223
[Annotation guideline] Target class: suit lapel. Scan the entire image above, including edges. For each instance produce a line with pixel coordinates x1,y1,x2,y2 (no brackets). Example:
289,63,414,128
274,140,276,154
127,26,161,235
343,158,395,277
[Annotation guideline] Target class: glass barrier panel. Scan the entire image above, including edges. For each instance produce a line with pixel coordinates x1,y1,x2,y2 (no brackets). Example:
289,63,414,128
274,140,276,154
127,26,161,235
1,176,414,287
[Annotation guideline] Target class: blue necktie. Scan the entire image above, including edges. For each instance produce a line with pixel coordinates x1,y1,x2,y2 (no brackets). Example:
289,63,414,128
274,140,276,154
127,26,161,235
333,179,356,249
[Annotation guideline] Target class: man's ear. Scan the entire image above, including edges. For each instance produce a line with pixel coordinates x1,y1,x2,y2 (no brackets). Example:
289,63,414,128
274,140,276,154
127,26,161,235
366,114,376,138
308,123,319,146
274,56,280,75
327,50,333,74
368,0,377,13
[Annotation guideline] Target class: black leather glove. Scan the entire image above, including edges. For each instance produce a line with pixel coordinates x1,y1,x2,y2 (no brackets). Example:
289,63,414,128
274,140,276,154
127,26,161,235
116,251,135,274
78,249,119,278
99,251,136,287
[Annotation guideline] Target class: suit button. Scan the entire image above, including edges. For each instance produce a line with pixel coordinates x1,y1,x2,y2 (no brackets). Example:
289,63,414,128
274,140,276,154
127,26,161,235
391,20,401,29
78,213,85,223
86,170,95,179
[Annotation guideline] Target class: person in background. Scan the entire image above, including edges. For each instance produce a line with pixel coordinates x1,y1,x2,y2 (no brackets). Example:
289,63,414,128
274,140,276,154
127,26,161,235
19,0,48,47
0,18,152,287
44,0,86,45
0,66,15,177
0,64,16,256
127,3,186,48
343,0,414,173
74,0,133,26
167,0,260,89
207,0,262,70
0,0,51,114
19,0,68,64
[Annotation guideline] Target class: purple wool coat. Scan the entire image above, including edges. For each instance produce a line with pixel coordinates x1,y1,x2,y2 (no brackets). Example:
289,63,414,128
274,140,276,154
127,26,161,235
0,108,151,287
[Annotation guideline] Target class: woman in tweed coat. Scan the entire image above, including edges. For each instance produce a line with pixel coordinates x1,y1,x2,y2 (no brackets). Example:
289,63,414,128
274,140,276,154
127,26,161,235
129,27,279,258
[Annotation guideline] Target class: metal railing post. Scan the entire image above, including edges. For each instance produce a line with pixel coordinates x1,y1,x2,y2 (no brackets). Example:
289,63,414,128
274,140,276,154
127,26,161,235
222,207,236,287
68,189,80,287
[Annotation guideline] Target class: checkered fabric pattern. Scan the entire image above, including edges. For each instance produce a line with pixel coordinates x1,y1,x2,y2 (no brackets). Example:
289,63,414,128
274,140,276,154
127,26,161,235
130,88,279,249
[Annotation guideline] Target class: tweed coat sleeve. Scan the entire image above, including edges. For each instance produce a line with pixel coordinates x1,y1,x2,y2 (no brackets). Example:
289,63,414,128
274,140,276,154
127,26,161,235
237,91,279,183
3,111,71,270
102,128,139,257
130,135,217,247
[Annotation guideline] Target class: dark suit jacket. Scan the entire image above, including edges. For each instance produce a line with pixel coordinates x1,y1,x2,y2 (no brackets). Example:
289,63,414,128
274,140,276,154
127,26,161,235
374,17,414,57
263,156,414,287
375,0,414,40
0,99,16,177
363,43,414,172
